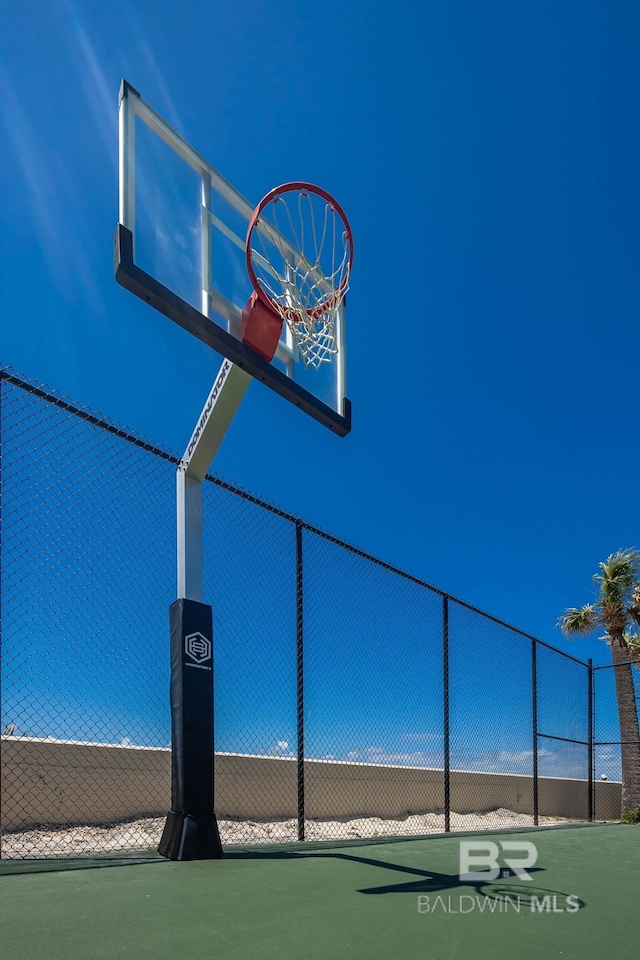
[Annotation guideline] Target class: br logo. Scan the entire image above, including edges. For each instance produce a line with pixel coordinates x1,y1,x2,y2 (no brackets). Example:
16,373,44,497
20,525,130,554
459,841,538,881
185,632,212,664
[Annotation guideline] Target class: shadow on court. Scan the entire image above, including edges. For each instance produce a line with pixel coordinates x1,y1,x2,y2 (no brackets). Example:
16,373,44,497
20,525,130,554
224,846,585,908
1,833,587,910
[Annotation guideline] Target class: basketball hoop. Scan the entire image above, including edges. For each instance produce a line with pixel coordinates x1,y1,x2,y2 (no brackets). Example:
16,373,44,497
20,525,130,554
241,182,353,367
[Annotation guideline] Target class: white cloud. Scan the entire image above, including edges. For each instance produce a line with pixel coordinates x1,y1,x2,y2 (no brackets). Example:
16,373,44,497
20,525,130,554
270,739,294,757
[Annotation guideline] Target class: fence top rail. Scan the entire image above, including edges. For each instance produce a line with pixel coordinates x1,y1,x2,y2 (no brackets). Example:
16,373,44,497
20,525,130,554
593,660,639,671
1,365,589,670
447,596,590,667
0,368,179,466
200,471,588,664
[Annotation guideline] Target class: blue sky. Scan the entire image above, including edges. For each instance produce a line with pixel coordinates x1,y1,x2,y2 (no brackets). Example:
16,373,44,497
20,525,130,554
1,1,639,779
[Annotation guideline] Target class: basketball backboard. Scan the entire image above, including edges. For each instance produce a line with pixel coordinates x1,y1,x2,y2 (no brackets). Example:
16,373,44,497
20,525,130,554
115,80,351,436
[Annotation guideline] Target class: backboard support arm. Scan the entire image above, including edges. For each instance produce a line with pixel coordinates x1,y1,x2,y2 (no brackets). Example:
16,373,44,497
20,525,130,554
177,359,250,601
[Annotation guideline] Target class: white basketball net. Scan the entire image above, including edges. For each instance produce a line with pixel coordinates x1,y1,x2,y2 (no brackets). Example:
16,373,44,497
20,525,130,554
249,189,351,368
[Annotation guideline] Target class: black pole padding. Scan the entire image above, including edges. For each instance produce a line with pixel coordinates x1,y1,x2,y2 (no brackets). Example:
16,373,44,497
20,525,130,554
158,598,223,860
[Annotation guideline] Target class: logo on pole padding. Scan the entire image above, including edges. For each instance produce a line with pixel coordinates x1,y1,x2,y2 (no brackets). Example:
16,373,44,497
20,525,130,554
185,632,212,665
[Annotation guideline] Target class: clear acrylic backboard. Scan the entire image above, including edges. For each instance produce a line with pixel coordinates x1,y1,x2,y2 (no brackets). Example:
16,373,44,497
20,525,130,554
115,80,350,435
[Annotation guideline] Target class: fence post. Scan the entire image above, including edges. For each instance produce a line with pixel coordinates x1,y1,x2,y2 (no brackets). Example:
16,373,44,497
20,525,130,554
532,639,539,826
296,521,305,841
443,596,450,833
588,658,594,822
0,377,3,860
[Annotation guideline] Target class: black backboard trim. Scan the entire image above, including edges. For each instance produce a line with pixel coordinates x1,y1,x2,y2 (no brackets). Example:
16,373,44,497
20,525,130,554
114,224,351,437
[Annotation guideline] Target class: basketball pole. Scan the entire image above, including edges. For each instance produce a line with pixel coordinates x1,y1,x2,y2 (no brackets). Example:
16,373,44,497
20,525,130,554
116,79,353,862
158,359,250,861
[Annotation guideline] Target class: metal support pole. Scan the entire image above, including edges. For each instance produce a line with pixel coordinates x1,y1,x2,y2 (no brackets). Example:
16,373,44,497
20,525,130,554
177,360,250,600
160,359,250,860
177,472,203,602
443,596,450,833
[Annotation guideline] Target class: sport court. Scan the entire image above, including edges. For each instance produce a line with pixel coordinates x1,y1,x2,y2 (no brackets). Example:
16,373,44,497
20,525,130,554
3,80,638,960
1,825,637,960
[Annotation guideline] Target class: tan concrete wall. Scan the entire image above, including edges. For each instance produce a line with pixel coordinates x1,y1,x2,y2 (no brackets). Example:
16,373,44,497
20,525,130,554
0,736,622,831
305,761,445,819
1,737,171,829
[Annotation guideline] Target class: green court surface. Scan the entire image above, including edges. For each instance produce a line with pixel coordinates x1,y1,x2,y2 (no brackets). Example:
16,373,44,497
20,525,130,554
1,824,638,960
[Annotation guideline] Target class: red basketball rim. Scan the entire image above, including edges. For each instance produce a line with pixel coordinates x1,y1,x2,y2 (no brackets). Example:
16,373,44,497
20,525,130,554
245,181,354,320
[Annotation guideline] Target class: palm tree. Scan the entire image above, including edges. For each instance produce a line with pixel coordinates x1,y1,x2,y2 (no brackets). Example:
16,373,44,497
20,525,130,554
558,548,640,814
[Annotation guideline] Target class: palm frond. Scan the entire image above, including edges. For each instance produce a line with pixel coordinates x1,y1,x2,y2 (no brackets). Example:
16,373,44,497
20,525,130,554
629,584,640,627
594,548,640,604
557,604,601,637
627,636,640,664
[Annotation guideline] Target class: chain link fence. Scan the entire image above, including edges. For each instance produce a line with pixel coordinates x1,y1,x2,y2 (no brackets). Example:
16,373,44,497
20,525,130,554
593,660,640,818
0,367,618,859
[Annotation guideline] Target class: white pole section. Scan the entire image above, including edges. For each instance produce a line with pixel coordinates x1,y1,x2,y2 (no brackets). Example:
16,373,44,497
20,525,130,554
177,360,251,600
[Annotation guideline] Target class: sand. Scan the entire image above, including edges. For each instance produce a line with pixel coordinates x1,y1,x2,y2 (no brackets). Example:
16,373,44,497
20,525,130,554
0,808,572,859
